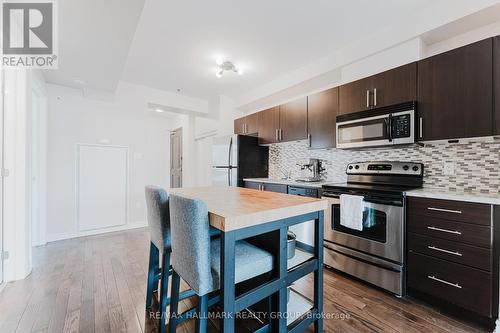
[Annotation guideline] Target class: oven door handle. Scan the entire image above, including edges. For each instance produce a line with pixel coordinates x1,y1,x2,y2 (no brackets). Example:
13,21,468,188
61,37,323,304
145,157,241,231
321,193,340,199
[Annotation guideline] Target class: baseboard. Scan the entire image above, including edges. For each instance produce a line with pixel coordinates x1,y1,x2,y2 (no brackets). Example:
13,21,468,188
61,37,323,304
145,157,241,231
47,221,147,243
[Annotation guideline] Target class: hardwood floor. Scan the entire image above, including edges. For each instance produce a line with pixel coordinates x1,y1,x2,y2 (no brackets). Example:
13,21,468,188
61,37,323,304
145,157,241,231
0,228,489,333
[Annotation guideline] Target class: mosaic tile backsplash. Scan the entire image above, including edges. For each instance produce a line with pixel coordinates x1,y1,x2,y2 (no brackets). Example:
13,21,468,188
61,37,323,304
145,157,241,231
268,137,500,194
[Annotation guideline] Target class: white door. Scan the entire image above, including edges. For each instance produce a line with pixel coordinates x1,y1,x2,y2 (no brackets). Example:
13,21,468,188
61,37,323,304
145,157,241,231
77,145,128,232
170,128,182,188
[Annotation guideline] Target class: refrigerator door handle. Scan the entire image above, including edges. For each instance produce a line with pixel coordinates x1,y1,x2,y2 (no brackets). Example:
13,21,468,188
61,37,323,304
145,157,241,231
228,136,233,168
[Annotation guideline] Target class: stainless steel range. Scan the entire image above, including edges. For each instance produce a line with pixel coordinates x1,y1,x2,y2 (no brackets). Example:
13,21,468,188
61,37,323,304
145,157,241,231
321,161,423,296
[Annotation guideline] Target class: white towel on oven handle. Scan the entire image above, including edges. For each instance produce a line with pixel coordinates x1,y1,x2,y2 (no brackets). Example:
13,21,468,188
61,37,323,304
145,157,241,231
340,194,364,231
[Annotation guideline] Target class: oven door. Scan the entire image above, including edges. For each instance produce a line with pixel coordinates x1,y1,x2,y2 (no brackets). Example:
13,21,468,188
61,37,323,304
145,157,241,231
336,114,391,149
322,193,404,264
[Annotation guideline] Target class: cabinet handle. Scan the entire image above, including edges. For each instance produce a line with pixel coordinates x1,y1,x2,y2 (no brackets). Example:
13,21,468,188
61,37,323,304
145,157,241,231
279,128,283,141
427,275,462,289
242,124,245,134
275,129,279,141
308,134,311,147
373,88,377,106
366,90,370,108
419,117,423,139
427,226,462,235
427,245,462,257
261,184,265,191
427,207,462,214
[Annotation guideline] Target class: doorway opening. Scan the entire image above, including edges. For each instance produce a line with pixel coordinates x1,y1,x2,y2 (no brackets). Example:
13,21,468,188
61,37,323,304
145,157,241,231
170,128,183,188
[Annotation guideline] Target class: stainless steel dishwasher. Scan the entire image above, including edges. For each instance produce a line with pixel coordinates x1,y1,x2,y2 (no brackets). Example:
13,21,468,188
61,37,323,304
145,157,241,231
288,186,318,250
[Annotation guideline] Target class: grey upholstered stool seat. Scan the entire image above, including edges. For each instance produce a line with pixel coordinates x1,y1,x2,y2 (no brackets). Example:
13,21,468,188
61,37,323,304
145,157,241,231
209,240,273,291
168,194,274,333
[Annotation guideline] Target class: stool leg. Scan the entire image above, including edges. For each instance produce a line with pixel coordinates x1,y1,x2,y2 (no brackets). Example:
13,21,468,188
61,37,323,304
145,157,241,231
168,271,181,333
159,249,171,333
195,294,209,333
146,242,159,309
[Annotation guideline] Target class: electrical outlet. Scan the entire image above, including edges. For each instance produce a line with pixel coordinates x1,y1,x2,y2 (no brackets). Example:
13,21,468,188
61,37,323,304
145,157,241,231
443,162,455,176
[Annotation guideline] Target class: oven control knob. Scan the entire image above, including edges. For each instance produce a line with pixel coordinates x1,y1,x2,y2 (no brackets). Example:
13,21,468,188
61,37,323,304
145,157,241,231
403,165,409,171
412,166,419,172
355,165,360,170
348,165,353,170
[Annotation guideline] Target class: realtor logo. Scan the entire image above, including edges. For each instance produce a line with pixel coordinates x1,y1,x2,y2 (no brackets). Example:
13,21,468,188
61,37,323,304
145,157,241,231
2,1,58,68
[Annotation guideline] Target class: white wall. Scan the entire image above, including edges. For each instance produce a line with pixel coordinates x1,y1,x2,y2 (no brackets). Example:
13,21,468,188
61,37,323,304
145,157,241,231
2,68,34,281
188,96,245,187
46,84,175,241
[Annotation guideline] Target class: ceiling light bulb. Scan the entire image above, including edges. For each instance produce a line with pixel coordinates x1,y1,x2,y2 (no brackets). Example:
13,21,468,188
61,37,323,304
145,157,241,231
215,58,224,66
216,70,223,78
237,68,244,75
155,109,164,113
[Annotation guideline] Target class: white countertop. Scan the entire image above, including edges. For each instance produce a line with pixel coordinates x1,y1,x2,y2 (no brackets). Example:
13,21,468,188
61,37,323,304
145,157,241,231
244,178,500,205
405,188,500,205
243,178,331,189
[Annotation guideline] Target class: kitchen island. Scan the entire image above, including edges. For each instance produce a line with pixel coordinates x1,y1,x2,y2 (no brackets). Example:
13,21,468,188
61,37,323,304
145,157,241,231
170,186,327,333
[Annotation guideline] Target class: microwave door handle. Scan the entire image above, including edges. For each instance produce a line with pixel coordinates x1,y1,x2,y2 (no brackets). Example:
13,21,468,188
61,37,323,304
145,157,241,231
386,115,393,142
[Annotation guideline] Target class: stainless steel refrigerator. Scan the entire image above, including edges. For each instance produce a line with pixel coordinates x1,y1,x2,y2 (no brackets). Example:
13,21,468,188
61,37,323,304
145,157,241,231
212,135,269,187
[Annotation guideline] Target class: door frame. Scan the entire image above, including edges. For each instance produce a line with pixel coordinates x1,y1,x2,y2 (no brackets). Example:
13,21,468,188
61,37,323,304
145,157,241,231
30,78,48,247
0,68,4,285
170,127,183,188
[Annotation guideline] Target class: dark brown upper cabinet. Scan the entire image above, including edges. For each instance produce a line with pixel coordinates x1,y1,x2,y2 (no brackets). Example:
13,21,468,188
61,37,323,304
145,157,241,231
233,112,259,135
245,112,259,134
257,106,280,144
307,87,338,149
279,97,308,142
234,117,246,135
494,36,500,135
339,63,416,115
418,38,493,141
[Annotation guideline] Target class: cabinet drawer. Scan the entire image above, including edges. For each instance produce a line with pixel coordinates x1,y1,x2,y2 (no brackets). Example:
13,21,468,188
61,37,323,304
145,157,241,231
261,183,287,193
408,252,492,317
407,214,492,248
408,233,492,271
244,181,262,190
407,197,491,226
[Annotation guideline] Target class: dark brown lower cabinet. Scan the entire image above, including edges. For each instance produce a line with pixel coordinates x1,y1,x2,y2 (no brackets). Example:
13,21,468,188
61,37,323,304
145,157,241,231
408,252,492,317
407,197,497,322
243,181,287,193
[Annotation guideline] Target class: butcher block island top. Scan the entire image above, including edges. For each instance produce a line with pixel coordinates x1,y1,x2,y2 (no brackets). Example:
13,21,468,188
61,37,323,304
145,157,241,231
169,186,328,232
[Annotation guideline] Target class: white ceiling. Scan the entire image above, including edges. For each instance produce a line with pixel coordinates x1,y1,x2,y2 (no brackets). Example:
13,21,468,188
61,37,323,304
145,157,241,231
122,0,436,99
43,0,145,92
44,0,499,101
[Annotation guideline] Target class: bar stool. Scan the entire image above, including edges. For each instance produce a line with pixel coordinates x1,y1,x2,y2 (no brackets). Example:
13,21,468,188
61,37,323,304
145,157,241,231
168,194,275,333
145,186,220,333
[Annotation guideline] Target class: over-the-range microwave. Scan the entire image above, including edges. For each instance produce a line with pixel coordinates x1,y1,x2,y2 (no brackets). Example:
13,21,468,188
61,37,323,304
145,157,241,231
336,102,416,149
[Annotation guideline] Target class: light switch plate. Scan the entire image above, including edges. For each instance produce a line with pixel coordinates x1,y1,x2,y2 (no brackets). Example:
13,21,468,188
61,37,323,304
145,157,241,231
443,162,455,175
